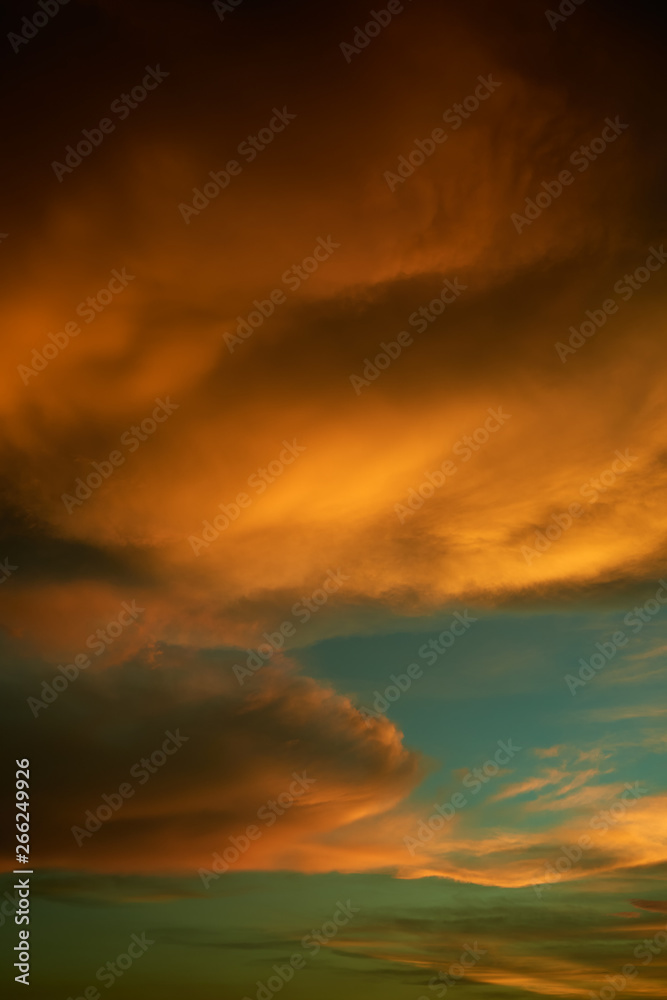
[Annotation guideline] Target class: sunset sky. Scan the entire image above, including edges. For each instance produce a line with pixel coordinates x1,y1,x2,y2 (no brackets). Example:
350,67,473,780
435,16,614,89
2,0,667,997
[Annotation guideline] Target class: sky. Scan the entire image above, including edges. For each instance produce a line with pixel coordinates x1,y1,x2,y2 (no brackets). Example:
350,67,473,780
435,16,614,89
1,0,667,997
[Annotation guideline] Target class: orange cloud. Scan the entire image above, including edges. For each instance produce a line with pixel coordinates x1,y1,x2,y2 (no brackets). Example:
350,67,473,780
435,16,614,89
1,0,666,662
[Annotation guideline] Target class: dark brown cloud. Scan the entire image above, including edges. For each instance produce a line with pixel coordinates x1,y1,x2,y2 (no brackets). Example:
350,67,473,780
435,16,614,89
1,648,422,872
